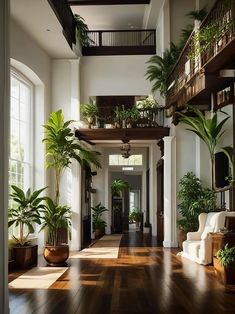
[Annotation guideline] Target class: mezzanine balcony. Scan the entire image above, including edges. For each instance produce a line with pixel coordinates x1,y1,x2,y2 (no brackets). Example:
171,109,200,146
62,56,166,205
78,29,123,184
165,0,235,117
82,29,156,56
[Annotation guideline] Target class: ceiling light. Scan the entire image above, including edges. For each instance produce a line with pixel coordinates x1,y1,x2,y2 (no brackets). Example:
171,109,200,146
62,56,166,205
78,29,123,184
120,143,131,159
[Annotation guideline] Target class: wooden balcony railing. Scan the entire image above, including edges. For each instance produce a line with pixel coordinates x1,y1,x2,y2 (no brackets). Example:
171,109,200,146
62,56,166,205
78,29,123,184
166,0,235,109
82,29,156,55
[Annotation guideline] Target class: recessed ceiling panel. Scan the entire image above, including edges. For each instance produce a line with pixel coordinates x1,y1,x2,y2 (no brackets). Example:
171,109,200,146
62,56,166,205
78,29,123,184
71,5,147,30
11,0,76,59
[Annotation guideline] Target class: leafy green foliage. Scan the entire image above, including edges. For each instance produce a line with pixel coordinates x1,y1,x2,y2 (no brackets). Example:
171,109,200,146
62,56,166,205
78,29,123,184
145,42,180,96
129,209,142,223
186,7,207,21
179,108,230,189
145,8,208,95
74,14,92,46
80,103,98,120
177,172,216,233
39,197,71,246
8,185,47,246
217,244,235,267
43,110,101,203
111,179,129,196
91,203,108,231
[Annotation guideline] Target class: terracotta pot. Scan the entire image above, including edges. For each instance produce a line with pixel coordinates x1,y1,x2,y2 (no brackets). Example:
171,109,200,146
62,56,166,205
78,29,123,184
213,257,235,285
13,245,38,269
44,245,69,266
94,229,104,239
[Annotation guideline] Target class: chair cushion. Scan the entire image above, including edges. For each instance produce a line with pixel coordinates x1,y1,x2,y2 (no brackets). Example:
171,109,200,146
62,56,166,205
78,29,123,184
201,212,225,239
182,240,201,259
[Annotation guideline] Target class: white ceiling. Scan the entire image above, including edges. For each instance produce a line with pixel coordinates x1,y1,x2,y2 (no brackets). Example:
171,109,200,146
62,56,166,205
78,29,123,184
10,0,76,59
71,4,148,30
10,0,162,59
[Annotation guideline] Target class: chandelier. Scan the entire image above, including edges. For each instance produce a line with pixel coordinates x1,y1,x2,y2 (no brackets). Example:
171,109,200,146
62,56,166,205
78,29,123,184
120,141,131,159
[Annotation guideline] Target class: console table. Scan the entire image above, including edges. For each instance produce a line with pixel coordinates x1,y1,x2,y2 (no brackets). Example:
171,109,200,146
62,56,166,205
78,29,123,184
211,232,235,257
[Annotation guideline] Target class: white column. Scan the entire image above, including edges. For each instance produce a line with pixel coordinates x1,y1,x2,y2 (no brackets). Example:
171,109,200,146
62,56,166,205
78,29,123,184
70,59,81,250
149,142,158,236
195,137,211,188
0,0,9,312
51,59,82,250
163,136,178,248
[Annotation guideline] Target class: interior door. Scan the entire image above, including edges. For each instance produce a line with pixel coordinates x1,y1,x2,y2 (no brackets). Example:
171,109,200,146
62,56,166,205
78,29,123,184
157,159,164,243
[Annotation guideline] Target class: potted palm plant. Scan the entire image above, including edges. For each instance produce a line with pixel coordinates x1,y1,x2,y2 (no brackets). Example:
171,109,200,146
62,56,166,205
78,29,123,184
42,110,101,264
81,102,98,128
8,185,46,268
179,108,230,190
111,179,129,197
40,197,71,266
91,203,108,238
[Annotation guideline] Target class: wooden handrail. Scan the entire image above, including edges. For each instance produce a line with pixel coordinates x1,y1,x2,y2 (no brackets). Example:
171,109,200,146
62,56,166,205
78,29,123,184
166,0,235,98
84,29,156,48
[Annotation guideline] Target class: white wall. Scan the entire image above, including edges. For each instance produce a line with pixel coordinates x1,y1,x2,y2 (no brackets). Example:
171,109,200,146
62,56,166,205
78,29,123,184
51,59,82,250
80,55,152,102
10,19,52,252
170,0,195,46
174,123,197,189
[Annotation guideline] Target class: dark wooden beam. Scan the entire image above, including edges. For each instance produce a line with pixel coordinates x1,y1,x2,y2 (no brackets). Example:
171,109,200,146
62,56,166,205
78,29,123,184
75,127,169,142
48,0,76,47
68,0,150,5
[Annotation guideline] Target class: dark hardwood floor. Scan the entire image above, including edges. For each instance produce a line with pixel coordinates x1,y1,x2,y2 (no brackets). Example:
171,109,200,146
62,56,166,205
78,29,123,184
9,232,235,314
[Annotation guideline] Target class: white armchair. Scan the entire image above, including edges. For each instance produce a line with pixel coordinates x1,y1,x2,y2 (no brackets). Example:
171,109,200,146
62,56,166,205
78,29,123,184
180,211,235,265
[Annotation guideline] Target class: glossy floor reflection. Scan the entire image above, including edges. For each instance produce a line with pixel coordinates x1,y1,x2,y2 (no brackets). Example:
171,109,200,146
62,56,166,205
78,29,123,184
9,232,235,314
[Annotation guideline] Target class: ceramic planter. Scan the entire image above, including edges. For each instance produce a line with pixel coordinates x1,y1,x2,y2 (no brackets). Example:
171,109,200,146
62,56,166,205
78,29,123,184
44,245,69,266
94,229,104,239
13,244,38,269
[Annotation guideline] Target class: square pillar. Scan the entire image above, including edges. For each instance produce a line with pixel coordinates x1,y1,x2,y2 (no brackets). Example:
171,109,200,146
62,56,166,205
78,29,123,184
163,136,178,247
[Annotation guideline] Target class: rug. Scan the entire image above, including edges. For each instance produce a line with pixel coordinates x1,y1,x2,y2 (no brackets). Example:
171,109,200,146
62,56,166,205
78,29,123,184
9,267,68,289
70,234,122,259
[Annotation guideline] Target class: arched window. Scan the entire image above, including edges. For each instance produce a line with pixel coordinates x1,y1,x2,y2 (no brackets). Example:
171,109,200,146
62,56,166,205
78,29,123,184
9,68,33,197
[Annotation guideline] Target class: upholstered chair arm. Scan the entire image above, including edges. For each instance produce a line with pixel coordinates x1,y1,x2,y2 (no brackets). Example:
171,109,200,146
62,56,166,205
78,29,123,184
187,232,201,241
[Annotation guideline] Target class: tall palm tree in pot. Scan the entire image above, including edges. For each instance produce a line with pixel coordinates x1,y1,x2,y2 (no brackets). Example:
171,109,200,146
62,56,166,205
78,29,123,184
42,110,101,265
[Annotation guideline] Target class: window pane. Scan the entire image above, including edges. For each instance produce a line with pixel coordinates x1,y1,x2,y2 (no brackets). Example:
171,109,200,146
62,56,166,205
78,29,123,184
10,97,19,119
109,154,143,166
11,77,20,99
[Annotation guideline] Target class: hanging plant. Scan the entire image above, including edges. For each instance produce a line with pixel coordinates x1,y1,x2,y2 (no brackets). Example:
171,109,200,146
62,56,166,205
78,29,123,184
74,14,92,46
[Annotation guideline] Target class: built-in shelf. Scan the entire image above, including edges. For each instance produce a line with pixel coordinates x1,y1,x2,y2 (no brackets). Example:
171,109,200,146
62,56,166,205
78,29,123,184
75,127,170,142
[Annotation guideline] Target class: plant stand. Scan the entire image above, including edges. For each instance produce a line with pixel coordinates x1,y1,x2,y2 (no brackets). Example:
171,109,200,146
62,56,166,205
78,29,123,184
213,257,235,286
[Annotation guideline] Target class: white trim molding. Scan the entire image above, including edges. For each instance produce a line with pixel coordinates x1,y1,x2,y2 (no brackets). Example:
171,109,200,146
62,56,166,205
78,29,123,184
163,136,178,248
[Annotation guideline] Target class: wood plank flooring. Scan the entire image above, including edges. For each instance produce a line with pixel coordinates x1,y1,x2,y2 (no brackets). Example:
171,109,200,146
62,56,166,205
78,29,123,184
9,232,235,314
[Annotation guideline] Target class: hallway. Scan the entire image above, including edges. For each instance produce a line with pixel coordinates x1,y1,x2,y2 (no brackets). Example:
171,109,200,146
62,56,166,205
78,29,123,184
9,232,235,314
